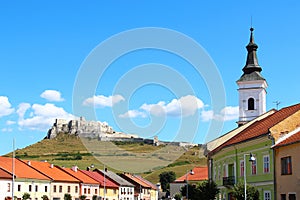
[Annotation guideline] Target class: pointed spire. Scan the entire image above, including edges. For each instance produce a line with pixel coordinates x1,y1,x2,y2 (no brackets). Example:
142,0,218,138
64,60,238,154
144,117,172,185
242,27,262,74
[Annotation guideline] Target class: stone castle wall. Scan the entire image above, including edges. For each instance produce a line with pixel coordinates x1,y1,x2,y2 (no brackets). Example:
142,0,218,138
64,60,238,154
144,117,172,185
46,117,137,140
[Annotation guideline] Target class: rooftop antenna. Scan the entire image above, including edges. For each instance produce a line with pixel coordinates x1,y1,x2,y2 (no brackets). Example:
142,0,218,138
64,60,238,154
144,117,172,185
250,16,253,28
273,101,281,110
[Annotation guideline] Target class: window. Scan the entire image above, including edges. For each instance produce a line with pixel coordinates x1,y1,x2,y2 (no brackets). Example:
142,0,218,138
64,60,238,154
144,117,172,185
248,98,255,110
264,191,271,200
68,186,71,193
113,189,116,194
240,160,244,177
84,188,87,194
53,185,57,193
223,164,226,177
218,166,221,180
95,189,98,194
35,185,38,192
289,194,296,200
75,186,78,193
88,188,91,194
7,183,11,192
251,160,257,175
281,156,292,175
29,185,32,192
264,155,270,173
59,185,63,193
213,167,216,180
45,186,48,192
281,194,286,200
18,185,21,192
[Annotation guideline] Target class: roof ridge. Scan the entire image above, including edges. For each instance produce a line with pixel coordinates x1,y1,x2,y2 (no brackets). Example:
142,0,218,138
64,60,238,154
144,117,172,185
272,126,300,148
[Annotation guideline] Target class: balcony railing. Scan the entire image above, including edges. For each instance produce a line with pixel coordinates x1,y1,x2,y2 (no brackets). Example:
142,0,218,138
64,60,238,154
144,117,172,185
223,176,235,186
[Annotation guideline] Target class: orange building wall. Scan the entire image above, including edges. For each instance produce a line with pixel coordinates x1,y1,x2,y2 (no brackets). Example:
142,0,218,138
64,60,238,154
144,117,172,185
275,142,300,200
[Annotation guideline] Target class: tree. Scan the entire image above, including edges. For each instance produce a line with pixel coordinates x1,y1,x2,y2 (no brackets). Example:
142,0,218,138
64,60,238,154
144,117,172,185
159,171,176,192
64,194,72,200
232,182,259,200
180,183,198,200
174,193,182,200
41,195,49,200
22,193,30,200
92,195,97,200
180,181,219,200
79,195,87,200
197,180,219,200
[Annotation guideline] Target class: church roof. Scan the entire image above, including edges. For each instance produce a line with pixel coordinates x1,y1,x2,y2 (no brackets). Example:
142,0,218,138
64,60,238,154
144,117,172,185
209,103,300,155
237,27,265,82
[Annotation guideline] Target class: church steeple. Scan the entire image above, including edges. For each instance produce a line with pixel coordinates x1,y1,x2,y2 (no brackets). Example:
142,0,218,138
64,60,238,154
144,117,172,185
238,28,265,82
243,27,262,74
236,27,268,126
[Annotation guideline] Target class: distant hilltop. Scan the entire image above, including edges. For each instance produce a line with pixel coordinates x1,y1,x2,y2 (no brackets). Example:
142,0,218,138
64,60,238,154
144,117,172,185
46,117,199,148
46,117,139,141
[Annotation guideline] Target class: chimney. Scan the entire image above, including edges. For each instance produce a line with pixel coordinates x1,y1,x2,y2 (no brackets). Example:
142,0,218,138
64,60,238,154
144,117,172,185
105,167,108,172
27,161,31,166
72,166,78,172
50,164,54,169
87,167,90,171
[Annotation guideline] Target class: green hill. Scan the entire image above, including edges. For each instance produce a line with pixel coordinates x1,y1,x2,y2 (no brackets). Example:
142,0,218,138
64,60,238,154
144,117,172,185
5,133,207,184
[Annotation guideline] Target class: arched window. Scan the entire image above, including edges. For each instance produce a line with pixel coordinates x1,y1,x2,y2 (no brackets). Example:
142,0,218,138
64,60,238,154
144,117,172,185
248,98,255,110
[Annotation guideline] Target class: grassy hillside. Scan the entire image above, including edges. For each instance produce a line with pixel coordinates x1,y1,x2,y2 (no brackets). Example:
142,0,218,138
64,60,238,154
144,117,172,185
5,133,206,184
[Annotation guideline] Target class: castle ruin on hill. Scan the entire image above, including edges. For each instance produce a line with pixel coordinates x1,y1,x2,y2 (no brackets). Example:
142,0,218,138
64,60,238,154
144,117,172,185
46,117,139,141
46,117,198,147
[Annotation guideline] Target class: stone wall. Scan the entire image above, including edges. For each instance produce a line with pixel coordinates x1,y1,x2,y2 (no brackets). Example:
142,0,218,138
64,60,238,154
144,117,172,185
46,117,137,140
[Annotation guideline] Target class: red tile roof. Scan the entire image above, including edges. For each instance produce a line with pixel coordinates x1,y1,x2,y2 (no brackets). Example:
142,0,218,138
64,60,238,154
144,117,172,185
133,175,157,190
273,127,300,148
59,166,99,185
0,167,12,179
175,166,208,182
22,160,80,183
120,173,151,188
0,157,50,181
211,103,300,154
80,170,118,188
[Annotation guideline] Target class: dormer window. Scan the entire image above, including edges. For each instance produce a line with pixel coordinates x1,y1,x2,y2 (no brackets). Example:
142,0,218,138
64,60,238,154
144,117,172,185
248,98,255,110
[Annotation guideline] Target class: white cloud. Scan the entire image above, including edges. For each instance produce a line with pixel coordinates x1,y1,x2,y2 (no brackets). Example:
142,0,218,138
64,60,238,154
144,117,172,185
119,110,148,118
0,96,14,117
201,110,214,122
216,106,239,121
40,90,64,102
18,103,74,131
201,106,239,121
141,95,204,117
120,95,204,118
16,103,31,118
6,120,16,125
83,95,125,107
1,128,13,132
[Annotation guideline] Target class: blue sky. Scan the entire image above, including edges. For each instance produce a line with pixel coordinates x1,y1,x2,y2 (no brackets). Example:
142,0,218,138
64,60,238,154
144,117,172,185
0,1,300,155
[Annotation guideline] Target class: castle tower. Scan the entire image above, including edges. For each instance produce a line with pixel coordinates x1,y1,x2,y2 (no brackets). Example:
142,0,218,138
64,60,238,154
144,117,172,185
236,28,267,126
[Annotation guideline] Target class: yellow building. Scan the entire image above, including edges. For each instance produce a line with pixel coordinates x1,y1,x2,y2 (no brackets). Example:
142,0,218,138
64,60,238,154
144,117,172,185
81,169,119,200
272,127,300,200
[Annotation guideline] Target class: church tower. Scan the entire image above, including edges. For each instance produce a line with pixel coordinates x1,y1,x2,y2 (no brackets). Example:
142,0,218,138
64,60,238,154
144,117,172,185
236,28,267,126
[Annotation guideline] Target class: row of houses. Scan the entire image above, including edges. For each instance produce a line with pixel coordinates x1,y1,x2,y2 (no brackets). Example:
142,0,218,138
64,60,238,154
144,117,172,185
0,157,158,200
204,27,300,200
